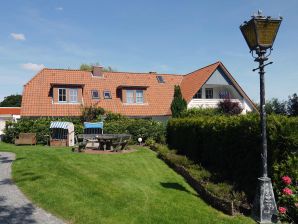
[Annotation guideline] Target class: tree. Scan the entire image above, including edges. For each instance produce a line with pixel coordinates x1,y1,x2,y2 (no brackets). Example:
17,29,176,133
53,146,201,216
265,98,287,115
79,63,116,72
81,106,105,122
0,94,22,107
171,85,187,118
287,93,298,116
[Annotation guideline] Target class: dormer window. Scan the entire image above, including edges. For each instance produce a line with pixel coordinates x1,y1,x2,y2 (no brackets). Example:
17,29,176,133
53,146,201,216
91,90,99,99
58,88,67,102
103,90,112,99
69,89,78,103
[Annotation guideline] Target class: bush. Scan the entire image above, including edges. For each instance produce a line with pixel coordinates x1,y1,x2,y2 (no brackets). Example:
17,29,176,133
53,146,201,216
180,108,221,117
104,119,165,144
218,98,243,115
273,155,298,223
4,117,83,144
153,144,247,204
81,106,105,122
171,85,187,118
167,114,298,201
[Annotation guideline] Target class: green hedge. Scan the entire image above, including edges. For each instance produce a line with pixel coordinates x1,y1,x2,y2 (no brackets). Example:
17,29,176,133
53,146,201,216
4,117,165,145
166,114,298,201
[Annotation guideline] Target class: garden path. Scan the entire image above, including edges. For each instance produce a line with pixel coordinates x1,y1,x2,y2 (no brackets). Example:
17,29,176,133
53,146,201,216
0,152,65,224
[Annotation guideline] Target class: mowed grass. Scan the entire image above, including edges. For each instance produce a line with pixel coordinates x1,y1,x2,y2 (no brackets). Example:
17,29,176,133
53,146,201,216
0,142,254,224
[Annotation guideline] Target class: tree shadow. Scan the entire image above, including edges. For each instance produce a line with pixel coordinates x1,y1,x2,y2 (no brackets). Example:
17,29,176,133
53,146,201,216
0,196,37,224
0,156,14,163
160,182,196,195
0,178,13,185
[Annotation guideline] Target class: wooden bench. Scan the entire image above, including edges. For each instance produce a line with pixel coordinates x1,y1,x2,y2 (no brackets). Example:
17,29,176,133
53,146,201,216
15,133,37,146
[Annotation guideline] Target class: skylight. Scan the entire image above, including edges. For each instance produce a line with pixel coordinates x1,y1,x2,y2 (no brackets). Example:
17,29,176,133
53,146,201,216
156,75,165,83
103,90,112,99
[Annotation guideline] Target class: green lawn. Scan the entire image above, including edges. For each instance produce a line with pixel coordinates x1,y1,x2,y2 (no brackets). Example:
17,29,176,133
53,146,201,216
0,142,254,224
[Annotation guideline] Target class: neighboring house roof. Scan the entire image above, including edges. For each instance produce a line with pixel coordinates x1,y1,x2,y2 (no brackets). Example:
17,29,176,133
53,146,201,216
0,107,21,115
21,69,183,117
21,61,256,117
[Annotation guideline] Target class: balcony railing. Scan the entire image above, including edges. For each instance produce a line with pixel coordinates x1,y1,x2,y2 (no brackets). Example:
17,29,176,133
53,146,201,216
188,99,242,109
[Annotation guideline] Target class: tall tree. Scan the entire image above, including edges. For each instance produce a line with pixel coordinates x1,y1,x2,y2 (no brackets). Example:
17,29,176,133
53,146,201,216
0,94,22,107
79,63,116,72
265,98,287,115
171,85,187,118
287,93,298,116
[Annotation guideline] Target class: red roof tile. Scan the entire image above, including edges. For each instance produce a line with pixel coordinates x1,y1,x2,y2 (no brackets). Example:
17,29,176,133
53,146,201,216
0,107,21,115
21,62,256,117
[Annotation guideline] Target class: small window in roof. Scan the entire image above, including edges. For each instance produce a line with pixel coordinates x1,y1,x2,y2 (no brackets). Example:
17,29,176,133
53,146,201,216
91,90,99,99
156,75,165,83
103,90,112,99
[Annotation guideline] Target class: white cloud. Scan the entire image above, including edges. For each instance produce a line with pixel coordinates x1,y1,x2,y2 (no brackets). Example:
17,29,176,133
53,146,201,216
56,7,63,11
21,63,45,72
10,33,26,41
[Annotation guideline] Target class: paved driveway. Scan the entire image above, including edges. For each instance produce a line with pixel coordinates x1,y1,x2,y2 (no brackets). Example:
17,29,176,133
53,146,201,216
0,152,65,224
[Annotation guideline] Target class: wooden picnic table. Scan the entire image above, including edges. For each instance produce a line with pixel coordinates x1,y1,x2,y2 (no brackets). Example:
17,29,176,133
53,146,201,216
96,134,131,151
76,134,131,151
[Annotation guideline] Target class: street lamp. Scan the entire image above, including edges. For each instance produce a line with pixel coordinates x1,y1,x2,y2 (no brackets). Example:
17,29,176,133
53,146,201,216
240,10,282,223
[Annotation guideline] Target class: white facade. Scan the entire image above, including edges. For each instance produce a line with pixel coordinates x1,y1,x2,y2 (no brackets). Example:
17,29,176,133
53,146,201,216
187,68,255,114
0,114,20,137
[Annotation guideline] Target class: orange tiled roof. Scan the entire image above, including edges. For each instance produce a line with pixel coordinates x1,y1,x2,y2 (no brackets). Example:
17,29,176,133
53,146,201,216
21,61,256,117
21,69,183,117
0,107,21,115
180,62,220,102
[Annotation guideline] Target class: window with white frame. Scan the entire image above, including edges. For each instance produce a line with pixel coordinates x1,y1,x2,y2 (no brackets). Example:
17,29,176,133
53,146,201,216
58,88,67,102
136,90,144,103
193,89,202,99
69,88,78,103
126,90,134,104
91,90,99,99
205,88,213,99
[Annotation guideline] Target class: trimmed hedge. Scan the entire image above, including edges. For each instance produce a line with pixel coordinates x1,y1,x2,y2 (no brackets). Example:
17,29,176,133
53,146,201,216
167,114,298,201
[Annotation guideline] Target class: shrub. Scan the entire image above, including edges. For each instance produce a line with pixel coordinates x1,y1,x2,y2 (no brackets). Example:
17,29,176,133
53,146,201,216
3,115,166,145
218,98,243,115
273,155,298,223
144,137,156,147
167,114,298,201
4,117,83,144
180,108,221,117
171,85,187,118
153,144,247,204
81,106,105,122
104,119,165,144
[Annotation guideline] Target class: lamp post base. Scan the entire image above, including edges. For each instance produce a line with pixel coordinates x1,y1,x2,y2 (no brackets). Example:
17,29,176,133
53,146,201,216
252,177,278,223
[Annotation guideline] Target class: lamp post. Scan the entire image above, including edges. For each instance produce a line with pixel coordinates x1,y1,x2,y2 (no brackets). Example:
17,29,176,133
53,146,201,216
240,10,282,223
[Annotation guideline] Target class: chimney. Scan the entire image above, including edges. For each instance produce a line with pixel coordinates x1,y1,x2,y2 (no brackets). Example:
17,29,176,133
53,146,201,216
92,65,103,77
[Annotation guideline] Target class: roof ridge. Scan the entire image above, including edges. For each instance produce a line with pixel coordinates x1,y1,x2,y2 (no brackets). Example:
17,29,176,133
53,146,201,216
184,61,221,76
43,68,182,76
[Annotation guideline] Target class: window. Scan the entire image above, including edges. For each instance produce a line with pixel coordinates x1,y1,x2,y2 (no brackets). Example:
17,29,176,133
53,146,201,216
156,75,165,83
58,88,67,102
69,88,78,103
193,89,202,99
205,88,213,99
103,90,112,99
136,90,144,103
91,90,99,99
126,90,134,104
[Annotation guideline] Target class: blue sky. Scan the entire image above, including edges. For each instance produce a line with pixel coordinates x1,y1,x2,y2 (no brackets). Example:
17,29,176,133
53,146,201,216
0,0,297,102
